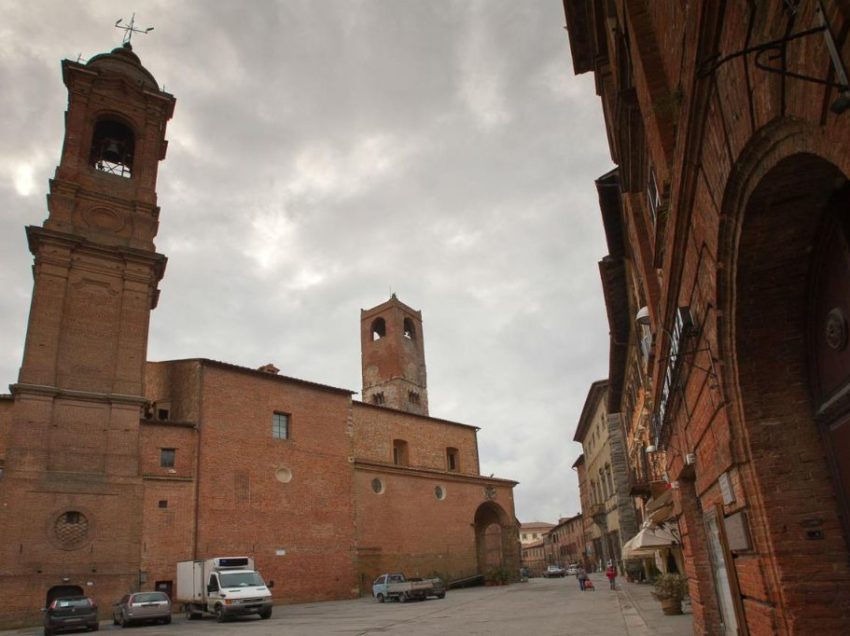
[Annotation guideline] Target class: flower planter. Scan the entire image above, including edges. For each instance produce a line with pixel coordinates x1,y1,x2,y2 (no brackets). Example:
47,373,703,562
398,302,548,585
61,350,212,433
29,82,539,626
659,596,683,615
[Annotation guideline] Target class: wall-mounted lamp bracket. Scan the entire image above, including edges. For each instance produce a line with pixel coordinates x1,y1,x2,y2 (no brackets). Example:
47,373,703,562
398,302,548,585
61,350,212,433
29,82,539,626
697,2,850,114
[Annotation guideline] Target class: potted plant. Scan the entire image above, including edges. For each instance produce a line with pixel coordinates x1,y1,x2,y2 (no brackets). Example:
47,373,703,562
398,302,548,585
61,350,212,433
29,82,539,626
486,566,510,585
652,573,688,615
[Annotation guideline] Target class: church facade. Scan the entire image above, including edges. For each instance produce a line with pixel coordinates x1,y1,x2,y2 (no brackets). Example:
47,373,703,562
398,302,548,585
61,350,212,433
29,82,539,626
0,43,518,628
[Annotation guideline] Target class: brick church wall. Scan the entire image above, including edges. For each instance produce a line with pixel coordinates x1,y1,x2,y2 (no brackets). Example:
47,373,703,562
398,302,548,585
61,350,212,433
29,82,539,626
192,362,359,603
352,402,480,474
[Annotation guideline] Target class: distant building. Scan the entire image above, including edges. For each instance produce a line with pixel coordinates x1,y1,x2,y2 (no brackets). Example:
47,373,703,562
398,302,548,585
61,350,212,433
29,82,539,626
573,381,638,572
519,521,555,544
544,514,584,569
520,538,546,577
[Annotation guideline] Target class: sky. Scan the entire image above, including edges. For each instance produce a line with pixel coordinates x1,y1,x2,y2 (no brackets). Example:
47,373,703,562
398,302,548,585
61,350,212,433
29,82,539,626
0,1,613,523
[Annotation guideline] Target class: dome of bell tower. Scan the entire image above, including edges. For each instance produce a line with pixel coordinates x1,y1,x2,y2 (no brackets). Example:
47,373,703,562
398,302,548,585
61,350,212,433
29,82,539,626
86,42,159,90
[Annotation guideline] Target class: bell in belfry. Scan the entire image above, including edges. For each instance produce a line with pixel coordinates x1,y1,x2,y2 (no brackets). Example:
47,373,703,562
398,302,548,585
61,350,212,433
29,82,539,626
101,139,123,163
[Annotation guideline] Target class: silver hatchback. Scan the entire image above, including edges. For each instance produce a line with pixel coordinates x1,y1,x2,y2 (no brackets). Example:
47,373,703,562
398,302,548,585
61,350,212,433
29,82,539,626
112,592,171,627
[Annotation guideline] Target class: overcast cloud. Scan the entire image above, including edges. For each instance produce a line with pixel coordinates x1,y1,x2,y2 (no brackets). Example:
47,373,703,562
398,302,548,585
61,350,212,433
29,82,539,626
0,0,613,523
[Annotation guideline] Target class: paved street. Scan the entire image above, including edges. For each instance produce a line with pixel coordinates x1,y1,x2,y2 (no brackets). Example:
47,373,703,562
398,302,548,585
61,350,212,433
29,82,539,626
4,574,692,636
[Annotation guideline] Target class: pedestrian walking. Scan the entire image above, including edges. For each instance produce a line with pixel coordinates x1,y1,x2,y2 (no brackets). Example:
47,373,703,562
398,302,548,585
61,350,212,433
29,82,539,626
577,566,588,591
606,564,617,590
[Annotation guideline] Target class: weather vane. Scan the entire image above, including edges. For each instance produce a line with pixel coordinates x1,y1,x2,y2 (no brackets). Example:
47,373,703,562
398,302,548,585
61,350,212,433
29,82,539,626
114,13,154,44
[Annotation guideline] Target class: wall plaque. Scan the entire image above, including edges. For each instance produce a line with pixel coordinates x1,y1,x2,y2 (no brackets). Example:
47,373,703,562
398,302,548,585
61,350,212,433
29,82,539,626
724,511,751,552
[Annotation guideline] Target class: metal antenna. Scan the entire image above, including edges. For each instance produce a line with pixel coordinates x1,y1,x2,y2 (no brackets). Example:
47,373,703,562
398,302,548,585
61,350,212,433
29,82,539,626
115,13,154,44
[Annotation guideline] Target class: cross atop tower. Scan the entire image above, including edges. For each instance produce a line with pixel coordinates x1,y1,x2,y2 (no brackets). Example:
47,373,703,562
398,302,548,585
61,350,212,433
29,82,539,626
114,13,154,44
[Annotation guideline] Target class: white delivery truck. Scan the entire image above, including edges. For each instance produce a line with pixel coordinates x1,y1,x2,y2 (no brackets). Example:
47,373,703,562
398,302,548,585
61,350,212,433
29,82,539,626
176,556,274,622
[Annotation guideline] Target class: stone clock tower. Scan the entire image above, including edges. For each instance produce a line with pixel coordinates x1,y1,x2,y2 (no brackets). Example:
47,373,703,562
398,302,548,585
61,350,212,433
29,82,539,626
361,295,429,415
0,42,174,623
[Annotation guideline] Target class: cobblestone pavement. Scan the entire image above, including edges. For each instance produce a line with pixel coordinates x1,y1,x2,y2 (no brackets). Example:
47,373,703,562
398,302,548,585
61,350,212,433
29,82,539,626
2,573,693,636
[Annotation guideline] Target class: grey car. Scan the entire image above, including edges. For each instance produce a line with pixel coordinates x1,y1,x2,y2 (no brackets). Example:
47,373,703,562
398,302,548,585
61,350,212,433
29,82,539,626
43,596,99,635
112,592,171,627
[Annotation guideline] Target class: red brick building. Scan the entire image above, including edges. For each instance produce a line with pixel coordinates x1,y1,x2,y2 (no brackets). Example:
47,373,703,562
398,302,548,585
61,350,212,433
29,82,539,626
566,1,850,633
0,44,518,628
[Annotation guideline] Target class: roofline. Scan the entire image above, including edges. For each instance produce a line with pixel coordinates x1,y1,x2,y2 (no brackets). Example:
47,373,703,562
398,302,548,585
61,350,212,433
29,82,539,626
573,379,609,442
352,400,480,431
148,358,354,397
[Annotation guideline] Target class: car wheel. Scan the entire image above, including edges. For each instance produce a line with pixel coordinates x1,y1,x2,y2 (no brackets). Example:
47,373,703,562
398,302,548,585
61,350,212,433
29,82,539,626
120,613,130,628
259,608,272,620
90,623,100,631
112,614,119,626
44,628,53,636
163,615,172,625
214,605,225,623
437,593,445,599
376,593,384,603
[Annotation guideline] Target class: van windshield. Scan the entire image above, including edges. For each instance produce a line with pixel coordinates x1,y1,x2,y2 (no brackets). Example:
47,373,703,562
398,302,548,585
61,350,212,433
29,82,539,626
220,571,265,588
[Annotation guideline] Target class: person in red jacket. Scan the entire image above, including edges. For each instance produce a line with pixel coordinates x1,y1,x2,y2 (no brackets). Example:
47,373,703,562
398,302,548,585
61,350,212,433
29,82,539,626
606,563,617,590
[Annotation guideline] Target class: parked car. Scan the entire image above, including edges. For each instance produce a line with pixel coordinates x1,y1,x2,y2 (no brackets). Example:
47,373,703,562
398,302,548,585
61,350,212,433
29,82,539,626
566,564,580,576
43,596,99,635
543,565,566,578
112,592,171,627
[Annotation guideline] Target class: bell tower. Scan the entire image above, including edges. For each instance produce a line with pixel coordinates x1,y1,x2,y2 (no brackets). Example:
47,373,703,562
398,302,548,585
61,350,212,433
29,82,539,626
361,295,429,415
0,41,174,621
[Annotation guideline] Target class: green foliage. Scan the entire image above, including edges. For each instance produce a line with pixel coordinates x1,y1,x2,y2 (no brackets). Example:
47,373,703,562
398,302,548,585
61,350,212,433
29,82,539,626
653,573,688,600
486,566,510,584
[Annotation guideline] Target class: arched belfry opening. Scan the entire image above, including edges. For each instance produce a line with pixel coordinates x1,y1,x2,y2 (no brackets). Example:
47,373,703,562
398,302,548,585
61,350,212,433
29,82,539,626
403,317,416,340
473,500,518,578
727,150,850,626
371,317,386,341
90,118,135,178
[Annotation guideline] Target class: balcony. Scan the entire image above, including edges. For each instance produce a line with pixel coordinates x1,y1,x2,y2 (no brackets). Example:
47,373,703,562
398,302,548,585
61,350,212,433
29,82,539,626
588,503,607,524
628,465,652,497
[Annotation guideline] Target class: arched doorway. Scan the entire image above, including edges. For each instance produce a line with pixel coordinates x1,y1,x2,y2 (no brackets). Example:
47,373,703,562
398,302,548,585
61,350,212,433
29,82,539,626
474,501,518,578
45,585,84,607
727,150,850,631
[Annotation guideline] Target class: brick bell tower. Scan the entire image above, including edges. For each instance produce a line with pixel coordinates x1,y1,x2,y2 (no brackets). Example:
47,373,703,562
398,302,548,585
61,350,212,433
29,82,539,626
0,42,174,624
361,294,429,415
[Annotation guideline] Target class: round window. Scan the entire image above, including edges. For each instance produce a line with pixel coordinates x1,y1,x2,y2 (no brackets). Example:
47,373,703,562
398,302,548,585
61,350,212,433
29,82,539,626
54,511,89,549
435,485,446,500
275,467,293,483
371,478,384,494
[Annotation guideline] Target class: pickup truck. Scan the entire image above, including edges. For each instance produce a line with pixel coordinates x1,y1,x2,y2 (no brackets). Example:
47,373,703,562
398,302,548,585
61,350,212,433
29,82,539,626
372,573,446,602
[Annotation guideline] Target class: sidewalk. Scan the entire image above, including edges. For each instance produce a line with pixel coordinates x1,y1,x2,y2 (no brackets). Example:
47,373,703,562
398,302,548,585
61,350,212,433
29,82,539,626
610,575,693,636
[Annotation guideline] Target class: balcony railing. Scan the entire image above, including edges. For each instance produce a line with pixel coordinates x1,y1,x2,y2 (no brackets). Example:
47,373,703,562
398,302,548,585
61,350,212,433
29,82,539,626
588,503,606,522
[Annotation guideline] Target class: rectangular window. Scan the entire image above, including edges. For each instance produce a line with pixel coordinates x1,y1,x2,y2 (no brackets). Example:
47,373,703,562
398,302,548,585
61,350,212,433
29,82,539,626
647,166,660,225
160,448,175,468
272,412,290,439
446,447,459,472
158,500,168,509
392,439,409,466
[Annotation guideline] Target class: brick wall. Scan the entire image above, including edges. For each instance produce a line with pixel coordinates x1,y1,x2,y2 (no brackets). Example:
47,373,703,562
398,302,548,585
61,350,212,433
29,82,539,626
352,402,479,473
566,2,850,633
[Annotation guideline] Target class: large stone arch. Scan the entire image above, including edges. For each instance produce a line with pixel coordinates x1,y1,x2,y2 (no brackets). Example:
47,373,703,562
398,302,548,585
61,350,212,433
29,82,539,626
716,118,850,633
473,501,518,579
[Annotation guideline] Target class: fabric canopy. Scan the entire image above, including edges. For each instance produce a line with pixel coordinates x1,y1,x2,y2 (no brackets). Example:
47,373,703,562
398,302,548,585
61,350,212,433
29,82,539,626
621,524,679,559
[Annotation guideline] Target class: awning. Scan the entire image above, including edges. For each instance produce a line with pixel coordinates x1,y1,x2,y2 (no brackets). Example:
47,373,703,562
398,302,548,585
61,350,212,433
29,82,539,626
645,489,674,525
621,523,679,559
